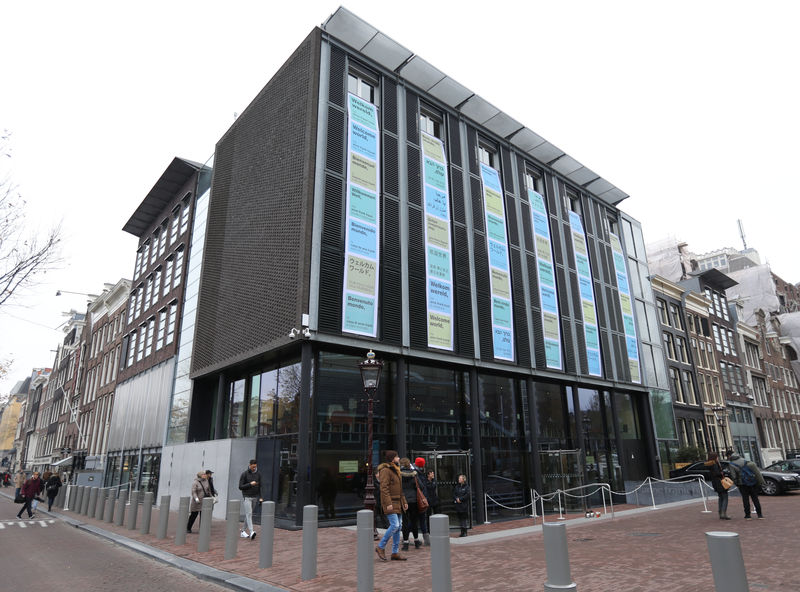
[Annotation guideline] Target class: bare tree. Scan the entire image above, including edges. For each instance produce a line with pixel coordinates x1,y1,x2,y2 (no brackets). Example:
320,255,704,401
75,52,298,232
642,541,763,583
0,130,62,308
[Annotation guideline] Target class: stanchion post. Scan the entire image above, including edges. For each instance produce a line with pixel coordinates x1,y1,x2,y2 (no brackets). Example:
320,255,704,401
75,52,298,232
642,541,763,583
175,496,189,545
126,490,140,530
224,499,241,559
140,492,154,534
557,490,565,520
648,477,657,510
531,489,537,519
198,497,214,552
115,490,128,526
157,495,171,539
430,514,452,592
260,501,275,569
357,509,374,592
706,531,749,592
543,522,577,591
301,505,318,581
483,493,491,524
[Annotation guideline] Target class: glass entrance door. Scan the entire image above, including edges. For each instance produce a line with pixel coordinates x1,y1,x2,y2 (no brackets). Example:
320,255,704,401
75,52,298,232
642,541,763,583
539,449,584,512
414,450,471,529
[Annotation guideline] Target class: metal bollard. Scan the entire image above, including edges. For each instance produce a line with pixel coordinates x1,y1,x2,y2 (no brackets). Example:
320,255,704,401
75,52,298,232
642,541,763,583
301,505,318,581
198,497,214,552
175,497,190,545
66,485,75,511
543,522,577,591
430,514,452,592
115,490,128,526
88,487,99,517
95,488,107,520
80,486,91,515
357,510,374,592
225,499,241,560
126,490,140,530
140,492,154,534
157,495,171,539
706,531,749,592
260,501,275,569
105,489,116,523
55,484,67,508
74,486,85,513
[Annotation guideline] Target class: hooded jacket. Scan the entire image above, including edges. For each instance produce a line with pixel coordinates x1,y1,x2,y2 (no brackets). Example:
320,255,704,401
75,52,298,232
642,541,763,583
728,454,766,488
377,461,406,515
400,466,422,504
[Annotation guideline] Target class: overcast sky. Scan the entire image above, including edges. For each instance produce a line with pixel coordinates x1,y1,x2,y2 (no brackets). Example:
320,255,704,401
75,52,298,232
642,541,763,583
2,0,799,394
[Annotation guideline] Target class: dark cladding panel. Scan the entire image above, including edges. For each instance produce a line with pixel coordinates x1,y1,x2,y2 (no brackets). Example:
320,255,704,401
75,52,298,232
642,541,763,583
409,275,427,349
562,319,576,374
470,176,484,233
384,133,399,198
453,225,470,283
501,147,515,195
408,207,425,278
406,91,420,146
407,145,422,207
477,290,493,361
506,194,519,248
321,174,344,248
319,248,344,334
382,268,402,345
383,78,398,135
511,249,530,366
473,232,490,296
601,330,614,378
455,286,473,357
447,114,461,168
329,46,346,107
383,197,401,269
520,201,533,252
326,106,345,177
451,166,465,225
466,127,480,177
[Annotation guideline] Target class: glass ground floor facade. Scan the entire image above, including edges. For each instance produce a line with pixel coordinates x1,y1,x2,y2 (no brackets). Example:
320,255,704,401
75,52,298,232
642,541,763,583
192,343,657,527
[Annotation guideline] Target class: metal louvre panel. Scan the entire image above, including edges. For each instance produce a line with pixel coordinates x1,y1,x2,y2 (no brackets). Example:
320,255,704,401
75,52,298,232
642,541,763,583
470,176,484,233
477,289,493,361
406,91,419,146
383,197,401,269
520,201,533,252
383,133,399,198
506,193,519,247
556,266,570,318
321,174,345,248
467,128,479,177
408,206,425,278
329,46,346,107
453,225,470,283
409,275,427,349
473,230,489,294
382,268,402,345
601,331,615,378
614,334,629,381
526,252,540,309
451,167,465,225
447,114,461,168
595,279,607,331
318,248,343,333
562,318,576,374
501,147,514,194
383,78,398,135
455,286,473,357
511,248,529,366
407,144,421,207
326,106,345,176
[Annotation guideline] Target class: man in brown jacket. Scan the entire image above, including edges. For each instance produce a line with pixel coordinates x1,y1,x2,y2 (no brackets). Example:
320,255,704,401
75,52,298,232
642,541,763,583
375,450,408,561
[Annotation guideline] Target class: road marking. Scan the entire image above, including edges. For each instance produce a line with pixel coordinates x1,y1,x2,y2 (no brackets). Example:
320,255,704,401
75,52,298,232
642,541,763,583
1,520,56,528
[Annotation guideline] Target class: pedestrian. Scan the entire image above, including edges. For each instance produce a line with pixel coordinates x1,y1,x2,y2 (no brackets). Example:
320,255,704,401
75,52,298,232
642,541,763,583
16,471,43,520
413,457,431,546
205,469,217,497
45,472,62,511
399,457,425,550
705,451,731,520
424,468,440,538
453,473,471,536
727,452,765,520
375,450,408,561
238,459,262,540
187,471,211,533
14,469,25,500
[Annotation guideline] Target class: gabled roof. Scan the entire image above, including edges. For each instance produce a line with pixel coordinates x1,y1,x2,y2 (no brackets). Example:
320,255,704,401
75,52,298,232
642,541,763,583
122,157,203,237
322,7,629,206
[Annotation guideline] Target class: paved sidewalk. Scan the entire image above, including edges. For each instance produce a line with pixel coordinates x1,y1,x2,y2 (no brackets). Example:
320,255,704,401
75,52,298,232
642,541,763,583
4,489,797,591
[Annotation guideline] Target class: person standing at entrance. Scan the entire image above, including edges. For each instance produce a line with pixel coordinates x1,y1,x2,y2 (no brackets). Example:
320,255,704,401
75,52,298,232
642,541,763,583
375,450,407,561
45,472,62,511
705,452,730,520
238,459,262,540
453,474,471,536
187,471,211,533
728,452,765,519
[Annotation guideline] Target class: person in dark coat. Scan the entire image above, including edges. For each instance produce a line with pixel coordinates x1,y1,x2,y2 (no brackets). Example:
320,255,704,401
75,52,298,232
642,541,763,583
399,457,426,550
238,459,263,540
375,450,408,561
16,471,43,520
705,451,730,520
453,473,471,536
205,470,217,497
423,468,440,544
187,471,211,533
728,452,766,519
45,472,62,511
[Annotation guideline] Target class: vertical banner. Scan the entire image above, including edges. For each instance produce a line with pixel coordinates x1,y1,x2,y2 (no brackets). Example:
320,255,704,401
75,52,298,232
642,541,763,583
480,163,514,361
342,93,380,336
528,190,562,369
421,132,454,350
610,233,641,383
568,211,602,376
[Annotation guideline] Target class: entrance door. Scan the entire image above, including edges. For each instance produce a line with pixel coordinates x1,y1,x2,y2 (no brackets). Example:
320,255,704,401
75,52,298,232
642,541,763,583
538,449,584,512
414,450,472,529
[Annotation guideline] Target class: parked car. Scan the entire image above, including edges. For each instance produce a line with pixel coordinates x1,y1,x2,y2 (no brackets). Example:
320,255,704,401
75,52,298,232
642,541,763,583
764,459,800,476
669,460,800,495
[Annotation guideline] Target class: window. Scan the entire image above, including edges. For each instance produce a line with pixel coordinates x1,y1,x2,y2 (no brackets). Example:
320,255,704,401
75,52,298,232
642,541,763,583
154,267,162,302
663,332,676,360
564,189,581,214
348,69,376,104
165,301,177,345
144,317,154,357
142,240,151,272
136,323,145,362
170,206,179,245
419,107,442,138
134,250,143,280
657,299,669,325
669,303,684,330
670,367,684,403
682,370,697,405
525,169,544,194
163,257,174,297
675,336,688,363
134,286,143,319
158,222,167,255
478,142,496,168
727,329,737,357
144,275,153,311
156,308,167,350
179,194,191,236
127,332,136,367
712,324,722,352
745,341,761,369
173,247,185,288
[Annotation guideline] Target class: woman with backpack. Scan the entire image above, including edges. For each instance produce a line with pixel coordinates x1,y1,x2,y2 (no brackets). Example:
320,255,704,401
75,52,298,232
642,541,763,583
728,452,765,519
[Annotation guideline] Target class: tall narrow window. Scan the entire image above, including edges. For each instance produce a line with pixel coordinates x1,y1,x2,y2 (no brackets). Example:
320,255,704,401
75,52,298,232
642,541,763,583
164,256,174,297
173,247,185,288
127,332,137,367
144,317,154,357
134,250,143,280
154,266,162,302
136,323,145,361
165,301,177,345
179,194,191,236
170,205,180,244
348,70,376,104
419,108,442,138
156,308,167,350
134,286,143,319
158,221,167,255
478,144,496,168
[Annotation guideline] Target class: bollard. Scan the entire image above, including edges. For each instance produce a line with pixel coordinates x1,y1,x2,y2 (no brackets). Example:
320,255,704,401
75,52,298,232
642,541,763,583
225,499,241,560
430,514,452,592
357,510,374,592
56,484,67,508
115,490,128,526
66,485,75,511
198,497,214,552
126,490,140,530
156,495,171,539
140,492,154,534
543,522,577,591
175,497,190,545
105,489,116,523
80,486,91,515
74,486,85,513
706,531,749,592
260,501,275,569
301,505,318,581
95,488,107,520
88,487,99,517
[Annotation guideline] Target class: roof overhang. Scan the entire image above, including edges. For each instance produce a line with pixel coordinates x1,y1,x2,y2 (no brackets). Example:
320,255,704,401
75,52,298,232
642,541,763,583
321,7,629,206
692,268,739,291
52,456,73,467
122,157,203,237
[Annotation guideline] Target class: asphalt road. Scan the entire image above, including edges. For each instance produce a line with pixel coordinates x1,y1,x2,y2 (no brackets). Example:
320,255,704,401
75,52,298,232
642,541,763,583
0,495,229,592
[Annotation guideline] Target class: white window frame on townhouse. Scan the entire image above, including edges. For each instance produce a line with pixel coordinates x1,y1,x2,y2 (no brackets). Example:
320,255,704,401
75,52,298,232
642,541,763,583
179,193,192,236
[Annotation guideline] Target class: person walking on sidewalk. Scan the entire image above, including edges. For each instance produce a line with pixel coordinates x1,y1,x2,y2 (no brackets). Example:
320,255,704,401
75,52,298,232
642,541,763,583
424,468,440,539
453,474,471,536
238,459,262,540
14,469,25,500
45,472,62,511
375,450,407,562
16,471,42,520
705,452,731,520
187,471,212,533
728,452,766,520
399,457,426,550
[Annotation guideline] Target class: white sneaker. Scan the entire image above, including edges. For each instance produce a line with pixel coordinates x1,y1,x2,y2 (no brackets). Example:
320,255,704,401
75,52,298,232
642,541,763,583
240,531,249,539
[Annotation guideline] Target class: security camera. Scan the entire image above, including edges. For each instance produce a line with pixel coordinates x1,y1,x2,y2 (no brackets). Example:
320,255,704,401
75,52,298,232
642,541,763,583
302,328,311,338
288,328,300,339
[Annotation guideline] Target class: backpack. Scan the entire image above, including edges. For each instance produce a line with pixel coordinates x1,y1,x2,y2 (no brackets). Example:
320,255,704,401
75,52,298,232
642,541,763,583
740,462,757,487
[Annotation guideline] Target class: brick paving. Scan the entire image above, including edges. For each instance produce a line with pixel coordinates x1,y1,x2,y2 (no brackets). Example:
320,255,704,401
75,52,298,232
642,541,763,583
39,491,800,591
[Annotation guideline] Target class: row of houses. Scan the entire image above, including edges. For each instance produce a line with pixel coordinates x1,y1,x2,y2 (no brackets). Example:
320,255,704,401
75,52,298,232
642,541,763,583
1,8,799,525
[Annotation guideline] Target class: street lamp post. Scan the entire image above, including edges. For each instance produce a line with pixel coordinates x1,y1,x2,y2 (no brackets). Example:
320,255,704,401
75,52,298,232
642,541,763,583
358,350,383,518
712,405,730,455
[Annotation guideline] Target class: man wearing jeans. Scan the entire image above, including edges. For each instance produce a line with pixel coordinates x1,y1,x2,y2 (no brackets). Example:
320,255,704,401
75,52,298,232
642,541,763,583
375,450,407,561
238,459,263,540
